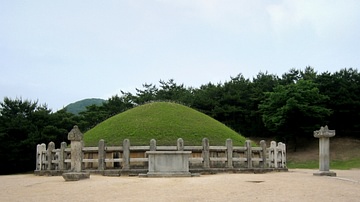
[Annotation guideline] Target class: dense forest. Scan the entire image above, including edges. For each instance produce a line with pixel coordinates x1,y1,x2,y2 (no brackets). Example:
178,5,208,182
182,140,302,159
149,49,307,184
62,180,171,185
1,67,359,174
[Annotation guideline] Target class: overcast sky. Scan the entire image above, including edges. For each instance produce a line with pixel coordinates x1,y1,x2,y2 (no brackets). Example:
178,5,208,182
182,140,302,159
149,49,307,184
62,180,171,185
1,0,360,111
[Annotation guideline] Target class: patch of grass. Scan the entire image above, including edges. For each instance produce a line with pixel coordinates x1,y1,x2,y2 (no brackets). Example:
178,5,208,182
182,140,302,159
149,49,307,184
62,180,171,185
287,160,318,169
330,158,360,170
84,102,246,146
287,158,360,170
286,137,360,170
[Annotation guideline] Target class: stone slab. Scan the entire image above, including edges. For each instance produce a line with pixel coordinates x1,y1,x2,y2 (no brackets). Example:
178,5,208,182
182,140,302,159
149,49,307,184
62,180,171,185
313,171,337,177
139,172,200,177
146,151,192,177
146,171,192,177
62,172,90,181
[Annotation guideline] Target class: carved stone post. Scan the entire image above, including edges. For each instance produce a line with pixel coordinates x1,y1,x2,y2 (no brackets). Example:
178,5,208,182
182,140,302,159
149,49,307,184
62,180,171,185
246,140,252,169
68,126,83,172
122,139,130,171
202,138,210,169
35,143,46,171
313,126,336,176
260,140,267,168
177,138,184,151
150,139,157,151
98,139,106,172
47,142,55,171
226,139,233,169
62,126,90,181
58,142,67,170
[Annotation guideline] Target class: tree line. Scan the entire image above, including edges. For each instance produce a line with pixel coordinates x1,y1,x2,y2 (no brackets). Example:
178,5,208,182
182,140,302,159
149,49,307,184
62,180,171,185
1,67,359,174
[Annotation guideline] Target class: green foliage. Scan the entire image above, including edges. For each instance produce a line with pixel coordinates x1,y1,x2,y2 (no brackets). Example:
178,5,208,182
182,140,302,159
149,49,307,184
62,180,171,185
259,79,331,148
0,97,78,174
84,102,246,146
247,72,280,137
316,68,360,137
157,79,194,104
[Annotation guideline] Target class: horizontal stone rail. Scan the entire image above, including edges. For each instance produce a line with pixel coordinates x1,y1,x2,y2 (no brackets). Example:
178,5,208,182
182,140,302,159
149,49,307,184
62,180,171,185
35,138,287,176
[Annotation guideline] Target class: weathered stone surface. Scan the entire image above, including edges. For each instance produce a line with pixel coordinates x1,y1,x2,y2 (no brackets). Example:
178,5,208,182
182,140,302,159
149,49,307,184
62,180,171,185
313,125,336,177
122,139,130,170
314,125,335,138
260,140,267,168
150,139,156,151
146,151,192,177
98,139,105,171
246,140,252,168
313,171,337,177
177,138,184,151
226,139,233,168
47,142,55,171
202,138,210,169
70,141,83,172
67,125,83,141
62,172,90,181
58,142,67,170
61,126,90,181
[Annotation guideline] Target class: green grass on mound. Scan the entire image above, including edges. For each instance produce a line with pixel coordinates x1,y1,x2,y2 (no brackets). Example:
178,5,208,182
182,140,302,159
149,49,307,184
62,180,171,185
84,102,246,146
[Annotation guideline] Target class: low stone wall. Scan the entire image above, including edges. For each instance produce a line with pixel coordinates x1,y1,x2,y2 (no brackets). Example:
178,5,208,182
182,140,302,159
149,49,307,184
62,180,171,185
34,138,287,176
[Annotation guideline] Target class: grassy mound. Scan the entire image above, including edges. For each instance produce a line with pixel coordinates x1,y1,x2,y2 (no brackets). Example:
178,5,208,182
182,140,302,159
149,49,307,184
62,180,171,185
84,102,246,146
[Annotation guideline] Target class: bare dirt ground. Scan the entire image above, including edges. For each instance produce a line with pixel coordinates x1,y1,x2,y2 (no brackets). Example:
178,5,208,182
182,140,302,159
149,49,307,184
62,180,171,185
1,169,359,202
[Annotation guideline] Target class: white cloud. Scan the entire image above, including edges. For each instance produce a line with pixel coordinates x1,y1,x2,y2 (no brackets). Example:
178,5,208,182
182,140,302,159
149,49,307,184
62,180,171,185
154,0,271,33
1,0,360,110
267,0,360,38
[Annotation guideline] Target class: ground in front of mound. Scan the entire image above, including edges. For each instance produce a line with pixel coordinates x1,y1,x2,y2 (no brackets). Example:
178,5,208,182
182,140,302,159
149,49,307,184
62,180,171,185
1,169,359,202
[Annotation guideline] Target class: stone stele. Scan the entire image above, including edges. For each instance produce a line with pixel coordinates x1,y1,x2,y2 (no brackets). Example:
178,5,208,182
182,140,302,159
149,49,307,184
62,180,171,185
313,125,336,177
62,125,90,181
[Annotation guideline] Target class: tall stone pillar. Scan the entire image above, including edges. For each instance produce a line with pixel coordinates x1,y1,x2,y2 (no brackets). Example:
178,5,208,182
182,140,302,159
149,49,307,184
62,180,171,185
313,125,336,176
68,126,83,172
62,126,90,181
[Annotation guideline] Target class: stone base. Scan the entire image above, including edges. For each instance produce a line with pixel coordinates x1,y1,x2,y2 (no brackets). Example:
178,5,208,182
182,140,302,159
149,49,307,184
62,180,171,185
62,172,90,181
140,171,196,177
313,171,337,177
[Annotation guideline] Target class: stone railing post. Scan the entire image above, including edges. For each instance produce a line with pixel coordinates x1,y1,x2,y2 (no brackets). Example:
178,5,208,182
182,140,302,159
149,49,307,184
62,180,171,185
270,141,277,168
260,140,267,168
62,125,90,181
150,139,157,151
47,142,55,171
246,140,252,169
177,138,184,151
98,139,106,172
58,142,67,170
202,138,210,169
278,142,286,168
69,127,83,172
36,143,46,171
226,139,233,168
313,125,336,176
122,139,130,170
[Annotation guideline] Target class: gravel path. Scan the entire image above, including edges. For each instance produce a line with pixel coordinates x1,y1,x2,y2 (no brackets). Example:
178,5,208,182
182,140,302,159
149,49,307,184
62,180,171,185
1,169,359,202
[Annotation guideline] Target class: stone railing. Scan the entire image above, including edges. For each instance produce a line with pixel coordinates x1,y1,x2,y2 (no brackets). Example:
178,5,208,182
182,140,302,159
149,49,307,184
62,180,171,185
35,138,287,176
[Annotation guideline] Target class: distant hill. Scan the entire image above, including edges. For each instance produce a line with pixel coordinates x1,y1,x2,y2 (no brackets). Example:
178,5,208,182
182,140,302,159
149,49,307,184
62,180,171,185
84,102,246,146
65,98,106,115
